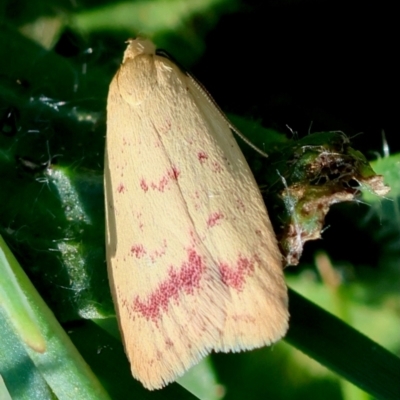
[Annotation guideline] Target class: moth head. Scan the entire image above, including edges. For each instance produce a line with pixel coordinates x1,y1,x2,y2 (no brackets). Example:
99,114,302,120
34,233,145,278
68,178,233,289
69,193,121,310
123,38,156,63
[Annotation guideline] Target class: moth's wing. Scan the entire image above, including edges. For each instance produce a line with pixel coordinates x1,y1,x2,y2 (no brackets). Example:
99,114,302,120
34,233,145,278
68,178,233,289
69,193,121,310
105,54,228,390
185,76,289,351
105,51,288,390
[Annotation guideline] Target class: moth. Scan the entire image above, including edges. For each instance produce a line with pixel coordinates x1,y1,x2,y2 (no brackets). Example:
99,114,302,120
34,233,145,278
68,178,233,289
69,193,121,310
104,38,288,390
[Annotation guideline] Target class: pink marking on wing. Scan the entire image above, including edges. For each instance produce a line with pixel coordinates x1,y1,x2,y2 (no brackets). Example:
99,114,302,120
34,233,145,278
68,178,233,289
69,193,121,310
117,183,125,193
189,229,201,246
151,176,168,191
149,239,167,262
149,167,180,192
198,151,208,164
140,179,148,192
189,191,202,210
236,198,245,212
133,211,144,231
132,249,205,322
169,166,180,180
130,244,146,258
212,162,223,173
207,212,224,228
219,256,256,291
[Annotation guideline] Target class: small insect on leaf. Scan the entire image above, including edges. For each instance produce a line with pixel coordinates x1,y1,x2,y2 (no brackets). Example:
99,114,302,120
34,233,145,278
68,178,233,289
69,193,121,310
104,38,289,390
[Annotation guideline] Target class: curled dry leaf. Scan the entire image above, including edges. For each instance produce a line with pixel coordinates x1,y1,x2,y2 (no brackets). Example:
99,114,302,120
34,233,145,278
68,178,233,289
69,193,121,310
261,131,390,266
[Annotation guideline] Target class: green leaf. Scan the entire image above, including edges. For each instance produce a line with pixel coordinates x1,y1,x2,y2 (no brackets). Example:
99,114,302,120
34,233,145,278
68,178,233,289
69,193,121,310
286,289,400,400
0,236,111,400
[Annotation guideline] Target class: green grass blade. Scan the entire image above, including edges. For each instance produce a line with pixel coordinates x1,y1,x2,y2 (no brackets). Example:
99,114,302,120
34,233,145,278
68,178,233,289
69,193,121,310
0,235,111,400
286,289,400,400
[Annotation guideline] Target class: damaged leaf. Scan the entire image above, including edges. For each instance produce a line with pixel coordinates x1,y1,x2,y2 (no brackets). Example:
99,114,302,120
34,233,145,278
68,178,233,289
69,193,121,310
261,131,390,265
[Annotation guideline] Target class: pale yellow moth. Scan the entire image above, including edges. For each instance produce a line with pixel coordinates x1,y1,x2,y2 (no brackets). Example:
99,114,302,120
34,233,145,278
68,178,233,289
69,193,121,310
104,38,289,390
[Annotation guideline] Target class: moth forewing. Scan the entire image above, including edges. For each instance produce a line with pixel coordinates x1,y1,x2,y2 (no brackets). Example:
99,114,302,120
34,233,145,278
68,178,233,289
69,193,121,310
105,38,289,390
